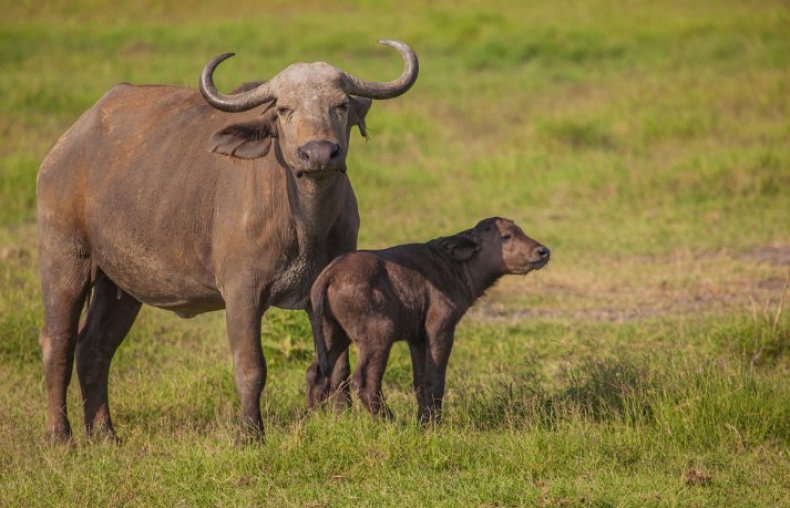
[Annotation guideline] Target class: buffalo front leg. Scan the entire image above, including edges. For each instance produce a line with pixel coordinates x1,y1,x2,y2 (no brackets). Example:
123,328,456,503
225,296,266,442
76,273,141,440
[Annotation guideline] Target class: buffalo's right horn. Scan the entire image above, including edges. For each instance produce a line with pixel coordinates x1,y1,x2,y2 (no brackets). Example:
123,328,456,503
199,53,275,113
341,40,419,100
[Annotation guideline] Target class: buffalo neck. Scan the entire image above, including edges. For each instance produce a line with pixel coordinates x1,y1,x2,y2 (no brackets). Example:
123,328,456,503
281,169,348,248
268,142,346,240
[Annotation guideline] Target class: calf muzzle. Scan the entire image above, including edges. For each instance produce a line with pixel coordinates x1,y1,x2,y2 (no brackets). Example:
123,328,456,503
528,245,551,270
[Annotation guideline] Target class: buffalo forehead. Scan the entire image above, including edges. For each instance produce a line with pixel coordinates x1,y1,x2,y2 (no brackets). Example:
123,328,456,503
272,62,345,93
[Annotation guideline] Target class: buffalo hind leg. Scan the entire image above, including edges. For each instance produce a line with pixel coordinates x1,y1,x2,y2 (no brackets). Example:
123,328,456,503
38,241,91,443
76,273,141,440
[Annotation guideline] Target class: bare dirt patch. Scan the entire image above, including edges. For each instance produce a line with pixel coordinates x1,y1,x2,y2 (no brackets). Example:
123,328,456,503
470,244,790,323
685,468,712,486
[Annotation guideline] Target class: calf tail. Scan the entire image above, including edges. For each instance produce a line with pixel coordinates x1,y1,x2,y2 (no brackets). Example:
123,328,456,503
309,280,332,377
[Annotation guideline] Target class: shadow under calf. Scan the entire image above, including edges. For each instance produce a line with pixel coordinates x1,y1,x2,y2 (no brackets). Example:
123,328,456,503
306,217,550,423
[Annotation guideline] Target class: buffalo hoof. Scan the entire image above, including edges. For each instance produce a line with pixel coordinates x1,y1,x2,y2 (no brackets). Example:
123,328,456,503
87,428,121,445
234,432,265,446
44,424,72,445
235,424,265,446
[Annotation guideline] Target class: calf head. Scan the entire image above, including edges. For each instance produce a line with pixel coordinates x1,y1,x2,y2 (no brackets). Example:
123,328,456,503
441,217,550,276
200,40,418,178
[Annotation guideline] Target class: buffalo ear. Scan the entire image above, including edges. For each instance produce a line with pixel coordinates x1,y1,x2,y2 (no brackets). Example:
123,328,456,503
209,103,277,159
437,234,479,261
349,96,372,138
209,119,274,159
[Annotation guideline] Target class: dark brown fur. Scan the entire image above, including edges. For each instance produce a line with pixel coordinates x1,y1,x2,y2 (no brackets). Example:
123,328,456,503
306,217,550,422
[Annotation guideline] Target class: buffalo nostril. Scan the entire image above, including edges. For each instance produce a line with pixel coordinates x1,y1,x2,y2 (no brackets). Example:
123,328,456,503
298,141,341,166
535,246,550,259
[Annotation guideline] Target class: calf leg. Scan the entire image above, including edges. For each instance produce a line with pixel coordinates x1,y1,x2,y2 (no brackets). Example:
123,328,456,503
306,309,351,411
307,348,351,411
305,307,326,409
38,241,91,443
327,348,351,412
305,360,325,409
351,342,394,420
408,340,429,423
76,273,141,440
422,329,455,424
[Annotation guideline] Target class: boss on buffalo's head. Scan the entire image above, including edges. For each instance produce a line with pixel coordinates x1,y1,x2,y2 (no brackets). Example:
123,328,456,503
200,40,418,177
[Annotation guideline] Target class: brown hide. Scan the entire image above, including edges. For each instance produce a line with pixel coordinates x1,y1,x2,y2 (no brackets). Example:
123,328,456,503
39,84,359,313
36,41,418,442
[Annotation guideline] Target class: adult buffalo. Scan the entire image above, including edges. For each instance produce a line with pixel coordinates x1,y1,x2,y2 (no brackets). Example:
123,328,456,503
36,40,418,442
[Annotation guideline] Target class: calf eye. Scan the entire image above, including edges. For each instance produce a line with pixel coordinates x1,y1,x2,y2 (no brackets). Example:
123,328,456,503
501,234,512,241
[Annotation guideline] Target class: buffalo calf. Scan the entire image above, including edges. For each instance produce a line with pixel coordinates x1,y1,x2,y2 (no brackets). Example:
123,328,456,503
306,217,550,423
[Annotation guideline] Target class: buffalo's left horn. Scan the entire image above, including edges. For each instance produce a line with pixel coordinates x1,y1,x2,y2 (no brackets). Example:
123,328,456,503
199,53,275,112
341,40,419,100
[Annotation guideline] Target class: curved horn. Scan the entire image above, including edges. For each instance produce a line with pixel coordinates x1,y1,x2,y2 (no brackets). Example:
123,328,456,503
341,40,419,99
199,53,275,113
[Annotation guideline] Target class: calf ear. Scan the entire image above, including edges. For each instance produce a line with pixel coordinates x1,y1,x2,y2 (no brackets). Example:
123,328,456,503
349,96,372,138
209,104,277,159
438,234,479,261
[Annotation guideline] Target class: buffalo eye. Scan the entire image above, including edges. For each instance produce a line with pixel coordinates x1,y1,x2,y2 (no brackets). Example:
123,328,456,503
277,106,292,118
501,233,512,241
334,102,350,113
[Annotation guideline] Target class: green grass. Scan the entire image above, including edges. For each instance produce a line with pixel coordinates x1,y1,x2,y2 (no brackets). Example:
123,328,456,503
1,0,789,506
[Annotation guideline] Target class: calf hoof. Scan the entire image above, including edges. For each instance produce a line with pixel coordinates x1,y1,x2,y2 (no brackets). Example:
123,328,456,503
417,412,441,428
378,407,395,422
329,389,352,414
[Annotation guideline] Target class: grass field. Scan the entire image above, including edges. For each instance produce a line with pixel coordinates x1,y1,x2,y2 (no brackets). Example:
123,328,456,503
1,1,789,506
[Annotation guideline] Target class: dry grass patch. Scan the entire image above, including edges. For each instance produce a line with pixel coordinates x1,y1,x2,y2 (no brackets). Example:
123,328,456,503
471,244,790,323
